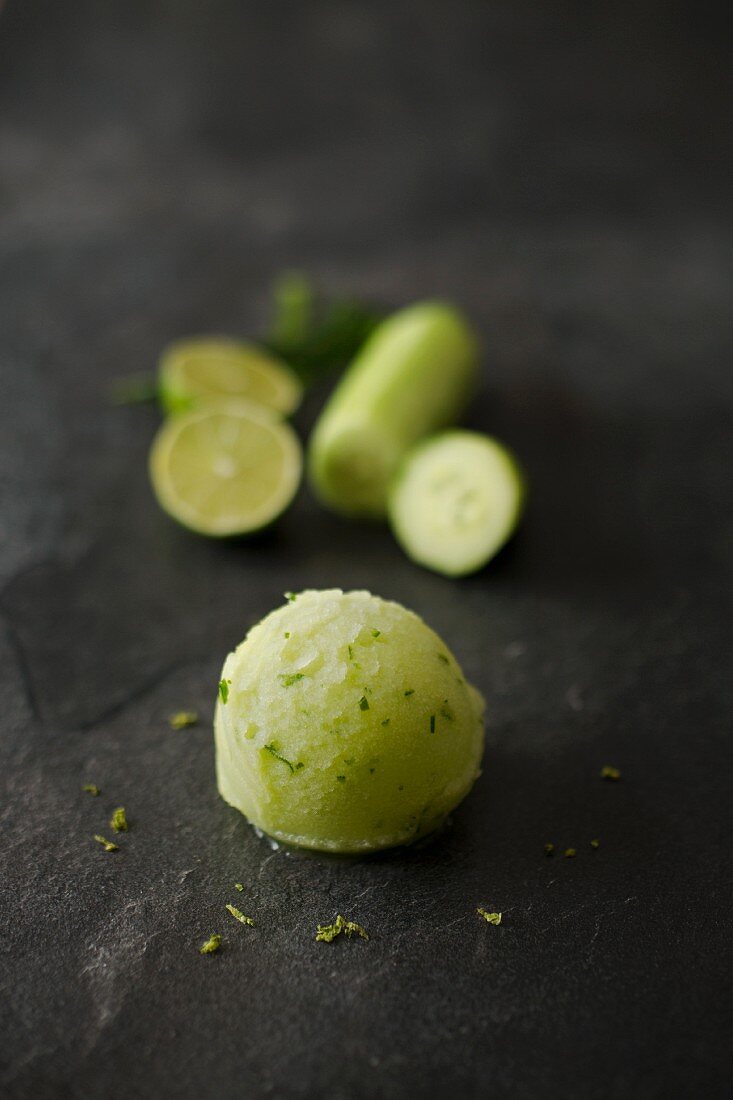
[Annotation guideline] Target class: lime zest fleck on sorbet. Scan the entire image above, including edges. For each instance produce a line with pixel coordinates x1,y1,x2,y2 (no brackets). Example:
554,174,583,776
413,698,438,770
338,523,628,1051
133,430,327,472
359,696,370,711
404,689,414,697
429,715,436,733
234,883,244,892
226,904,254,926
371,629,381,637
110,807,128,833
82,784,100,796
437,653,449,664
264,743,303,773
218,679,231,704
284,632,290,639
381,718,390,726
336,775,346,783
600,765,621,781
477,909,502,925
169,711,198,729
279,672,305,687
200,933,222,954
544,843,555,856
315,915,369,943
94,834,119,852
284,591,297,602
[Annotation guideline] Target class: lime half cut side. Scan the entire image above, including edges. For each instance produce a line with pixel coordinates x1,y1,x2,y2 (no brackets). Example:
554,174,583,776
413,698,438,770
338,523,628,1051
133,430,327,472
149,400,303,536
388,430,525,577
159,337,302,416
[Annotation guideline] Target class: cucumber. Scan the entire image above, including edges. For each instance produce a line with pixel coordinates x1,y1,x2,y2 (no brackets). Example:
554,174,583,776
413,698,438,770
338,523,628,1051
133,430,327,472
388,431,525,577
308,302,479,517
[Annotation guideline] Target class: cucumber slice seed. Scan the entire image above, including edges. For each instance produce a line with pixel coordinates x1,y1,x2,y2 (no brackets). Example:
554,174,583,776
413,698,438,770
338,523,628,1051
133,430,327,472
388,431,524,577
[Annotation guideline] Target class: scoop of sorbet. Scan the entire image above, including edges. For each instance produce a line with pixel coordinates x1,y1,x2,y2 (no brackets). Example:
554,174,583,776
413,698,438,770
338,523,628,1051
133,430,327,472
214,589,485,853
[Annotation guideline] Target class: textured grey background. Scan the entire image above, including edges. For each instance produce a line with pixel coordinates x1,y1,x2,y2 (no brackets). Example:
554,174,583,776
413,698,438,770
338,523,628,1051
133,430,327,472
1,2,732,1097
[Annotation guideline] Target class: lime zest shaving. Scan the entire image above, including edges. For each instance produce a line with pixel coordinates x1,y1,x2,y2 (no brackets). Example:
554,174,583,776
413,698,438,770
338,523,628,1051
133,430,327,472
477,909,502,925
82,784,101,796
315,915,369,943
200,933,222,954
284,591,297,602
218,679,231,704
169,711,198,729
600,765,621,781
429,714,436,733
437,653,449,664
404,689,414,697
226,904,254,926
359,696,369,711
371,629,381,638
110,807,128,833
264,743,303,773
93,834,119,852
278,672,305,687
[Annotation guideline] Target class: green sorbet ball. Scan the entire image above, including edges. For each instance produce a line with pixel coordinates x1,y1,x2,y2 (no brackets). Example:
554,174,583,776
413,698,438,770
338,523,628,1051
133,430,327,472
214,589,485,853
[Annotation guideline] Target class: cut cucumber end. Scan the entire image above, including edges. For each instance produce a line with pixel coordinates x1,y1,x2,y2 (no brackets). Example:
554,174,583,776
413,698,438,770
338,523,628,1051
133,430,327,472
308,422,398,518
388,431,525,577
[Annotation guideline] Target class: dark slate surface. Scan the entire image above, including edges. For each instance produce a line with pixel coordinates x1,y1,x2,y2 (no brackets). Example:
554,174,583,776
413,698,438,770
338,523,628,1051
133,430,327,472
1,2,731,1097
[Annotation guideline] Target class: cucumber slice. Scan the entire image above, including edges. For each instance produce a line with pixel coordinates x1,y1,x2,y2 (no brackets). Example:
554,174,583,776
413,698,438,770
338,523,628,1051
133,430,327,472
308,302,479,517
388,431,525,577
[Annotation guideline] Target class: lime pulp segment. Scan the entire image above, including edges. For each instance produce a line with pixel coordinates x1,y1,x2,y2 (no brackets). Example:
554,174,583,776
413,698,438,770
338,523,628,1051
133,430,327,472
159,337,302,416
149,400,302,536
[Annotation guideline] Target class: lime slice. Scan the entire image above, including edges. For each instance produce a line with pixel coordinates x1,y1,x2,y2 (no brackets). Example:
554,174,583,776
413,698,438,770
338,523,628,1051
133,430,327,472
388,431,525,577
149,400,303,536
159,338,302,417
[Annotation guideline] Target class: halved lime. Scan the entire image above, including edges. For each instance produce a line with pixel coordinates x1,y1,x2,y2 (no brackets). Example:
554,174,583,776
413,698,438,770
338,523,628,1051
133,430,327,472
158,337,302,417
388,431,525,576
149,400,303,536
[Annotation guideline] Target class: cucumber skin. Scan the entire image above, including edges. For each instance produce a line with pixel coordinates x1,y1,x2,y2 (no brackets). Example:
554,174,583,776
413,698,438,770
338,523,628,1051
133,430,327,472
388,431,527,577
307,302,480,517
